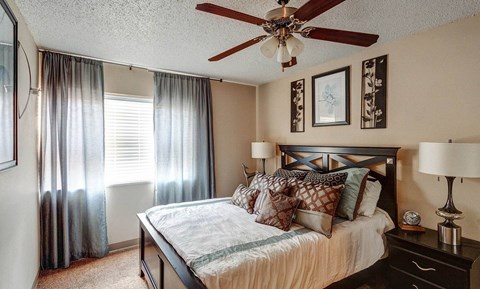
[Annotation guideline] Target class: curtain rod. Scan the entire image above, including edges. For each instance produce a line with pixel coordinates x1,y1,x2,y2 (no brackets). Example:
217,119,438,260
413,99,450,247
37,48,227,83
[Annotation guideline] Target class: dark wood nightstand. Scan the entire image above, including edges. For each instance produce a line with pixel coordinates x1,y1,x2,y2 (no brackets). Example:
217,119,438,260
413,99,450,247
385,227,480,289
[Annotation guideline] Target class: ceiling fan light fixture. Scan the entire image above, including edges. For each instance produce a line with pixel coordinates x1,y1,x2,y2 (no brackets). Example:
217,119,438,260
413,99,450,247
286,35,304,57
260,36,279,58
276,43,291,63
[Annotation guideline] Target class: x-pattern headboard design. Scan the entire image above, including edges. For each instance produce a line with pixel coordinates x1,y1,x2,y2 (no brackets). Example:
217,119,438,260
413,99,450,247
279,145,400,225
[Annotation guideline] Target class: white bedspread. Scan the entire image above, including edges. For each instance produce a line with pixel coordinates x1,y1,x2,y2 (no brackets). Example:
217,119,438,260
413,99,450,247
146,198,394,289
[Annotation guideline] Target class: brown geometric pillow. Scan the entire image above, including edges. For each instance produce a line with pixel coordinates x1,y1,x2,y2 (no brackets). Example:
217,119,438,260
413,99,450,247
273,168,308,180
255,190,300,231
251,173,288,214
249,173,287,192
303,171,348,187
231,184,260,214
288,179,344,215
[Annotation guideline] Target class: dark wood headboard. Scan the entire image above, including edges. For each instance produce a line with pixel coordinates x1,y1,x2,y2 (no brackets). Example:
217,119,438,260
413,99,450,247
279,145,400,225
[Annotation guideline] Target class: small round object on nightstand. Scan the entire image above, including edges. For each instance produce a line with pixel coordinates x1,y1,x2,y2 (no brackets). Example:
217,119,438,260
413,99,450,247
403,210,421,226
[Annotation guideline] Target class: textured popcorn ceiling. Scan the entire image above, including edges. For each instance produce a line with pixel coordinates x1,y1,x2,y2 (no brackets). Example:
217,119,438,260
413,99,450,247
13,0,480,85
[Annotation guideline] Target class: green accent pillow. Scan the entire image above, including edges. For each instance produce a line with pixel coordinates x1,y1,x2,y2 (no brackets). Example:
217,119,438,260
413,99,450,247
335,168,370,220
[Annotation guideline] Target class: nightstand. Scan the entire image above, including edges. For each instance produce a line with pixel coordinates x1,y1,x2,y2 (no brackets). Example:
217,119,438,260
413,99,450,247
386,227,480,289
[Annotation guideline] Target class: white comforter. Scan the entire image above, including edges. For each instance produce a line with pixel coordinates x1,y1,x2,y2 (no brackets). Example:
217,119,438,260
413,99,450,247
146,198,394,289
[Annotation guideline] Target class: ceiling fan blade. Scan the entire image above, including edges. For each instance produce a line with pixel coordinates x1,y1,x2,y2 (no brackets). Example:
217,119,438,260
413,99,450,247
208,36,268,62
196,3,266,26
294,0,346,22
301,27,379,47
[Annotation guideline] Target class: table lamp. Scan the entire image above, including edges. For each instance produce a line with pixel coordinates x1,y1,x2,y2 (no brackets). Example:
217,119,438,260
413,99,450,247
418,141,480,245
251,142,275,173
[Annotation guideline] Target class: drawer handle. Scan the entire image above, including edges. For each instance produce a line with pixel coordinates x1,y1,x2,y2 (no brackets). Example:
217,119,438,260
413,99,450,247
412,285,419,289
412,260,436,272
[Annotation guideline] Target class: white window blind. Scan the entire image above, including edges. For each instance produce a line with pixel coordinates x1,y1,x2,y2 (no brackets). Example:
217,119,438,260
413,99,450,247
104,94,154,185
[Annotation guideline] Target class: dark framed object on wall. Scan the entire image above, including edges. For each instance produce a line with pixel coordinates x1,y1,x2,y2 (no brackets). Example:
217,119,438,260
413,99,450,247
312,66,350,127
361,55,387,129
0,0,18,171
290,78,304,132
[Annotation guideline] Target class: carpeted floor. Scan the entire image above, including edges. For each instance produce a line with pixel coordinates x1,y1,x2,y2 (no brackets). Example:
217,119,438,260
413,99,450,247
38,246,386,289
38,247,148,289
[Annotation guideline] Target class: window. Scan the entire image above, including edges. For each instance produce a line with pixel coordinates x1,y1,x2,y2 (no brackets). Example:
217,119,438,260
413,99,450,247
104,94,154,185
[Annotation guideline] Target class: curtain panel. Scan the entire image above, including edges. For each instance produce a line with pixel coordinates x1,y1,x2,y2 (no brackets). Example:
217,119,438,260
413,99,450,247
39,52,108,269
153,72,215,205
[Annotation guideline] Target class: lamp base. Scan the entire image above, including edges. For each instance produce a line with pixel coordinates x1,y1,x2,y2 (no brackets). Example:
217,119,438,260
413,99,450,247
438,221,461,246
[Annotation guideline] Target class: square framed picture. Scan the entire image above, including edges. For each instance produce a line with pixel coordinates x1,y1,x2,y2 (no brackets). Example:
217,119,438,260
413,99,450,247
312,66,350,127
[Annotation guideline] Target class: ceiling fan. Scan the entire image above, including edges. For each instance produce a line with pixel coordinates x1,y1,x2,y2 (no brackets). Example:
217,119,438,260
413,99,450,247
196,0,379,70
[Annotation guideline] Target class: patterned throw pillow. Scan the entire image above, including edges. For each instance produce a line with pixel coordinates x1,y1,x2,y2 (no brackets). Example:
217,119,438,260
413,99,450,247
255,190,300,231
249,173,287,191
231,184,260,214
287,178,344,238
303,171,348,186
291,180,344,215
250,173,288,214
273,168,308,180
303,169,370,220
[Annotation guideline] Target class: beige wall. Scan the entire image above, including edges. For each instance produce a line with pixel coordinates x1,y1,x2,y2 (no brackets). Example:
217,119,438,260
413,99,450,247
211,81,257,197
104,63,153,97
0,0,39,288
104,64,257,243
258,14,480,240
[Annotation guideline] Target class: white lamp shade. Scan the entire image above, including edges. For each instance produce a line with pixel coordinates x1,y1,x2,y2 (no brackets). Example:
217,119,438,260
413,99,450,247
286,35,304,57
251,142,275,159
419,142,480,178
260,37,279,58
276,44,291,63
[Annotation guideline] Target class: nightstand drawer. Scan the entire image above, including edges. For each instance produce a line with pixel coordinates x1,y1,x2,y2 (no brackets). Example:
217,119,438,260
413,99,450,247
389,245,467,288
389,267,444,289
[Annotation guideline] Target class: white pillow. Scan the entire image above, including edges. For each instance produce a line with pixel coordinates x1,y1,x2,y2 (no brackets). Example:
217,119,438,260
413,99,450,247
357,180,382,217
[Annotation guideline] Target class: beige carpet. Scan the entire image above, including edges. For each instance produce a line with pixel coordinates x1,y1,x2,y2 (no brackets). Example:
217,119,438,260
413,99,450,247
38,247,148,289
38,246,385,289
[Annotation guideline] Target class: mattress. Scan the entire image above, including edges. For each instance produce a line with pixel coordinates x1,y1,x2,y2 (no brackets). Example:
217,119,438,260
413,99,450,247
146,198,394,289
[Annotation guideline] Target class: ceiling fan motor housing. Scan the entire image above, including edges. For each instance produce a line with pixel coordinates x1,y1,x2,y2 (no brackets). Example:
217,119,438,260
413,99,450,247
265,7,297,21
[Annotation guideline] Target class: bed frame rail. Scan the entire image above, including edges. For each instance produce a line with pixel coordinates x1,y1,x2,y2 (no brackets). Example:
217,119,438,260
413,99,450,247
138,213,207,289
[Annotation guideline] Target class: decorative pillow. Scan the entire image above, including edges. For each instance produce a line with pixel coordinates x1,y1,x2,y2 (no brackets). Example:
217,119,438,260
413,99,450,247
288,179,344,237
293,209,335,238
250,173,288,214
273,168,308,180
231,184,260,214
291,180,344,215
357,180,382,217
303,171,348,186
249,173,287,192
335,168,370,220
255,190,300,231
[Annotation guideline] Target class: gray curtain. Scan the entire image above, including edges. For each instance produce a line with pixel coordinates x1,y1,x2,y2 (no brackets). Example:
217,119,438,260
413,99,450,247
39,52,108,269
153,72,215,205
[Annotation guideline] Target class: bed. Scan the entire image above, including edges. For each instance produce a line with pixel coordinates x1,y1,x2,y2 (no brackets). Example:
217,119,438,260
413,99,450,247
137,145,400,289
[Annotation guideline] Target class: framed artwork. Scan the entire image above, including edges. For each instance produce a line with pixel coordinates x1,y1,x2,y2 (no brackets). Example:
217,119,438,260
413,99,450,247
290,79,305,132
312,66,350,127
361,55,387,129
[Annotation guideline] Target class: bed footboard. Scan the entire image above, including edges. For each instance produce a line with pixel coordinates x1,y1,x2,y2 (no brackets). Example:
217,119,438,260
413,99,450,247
138,213,207,289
